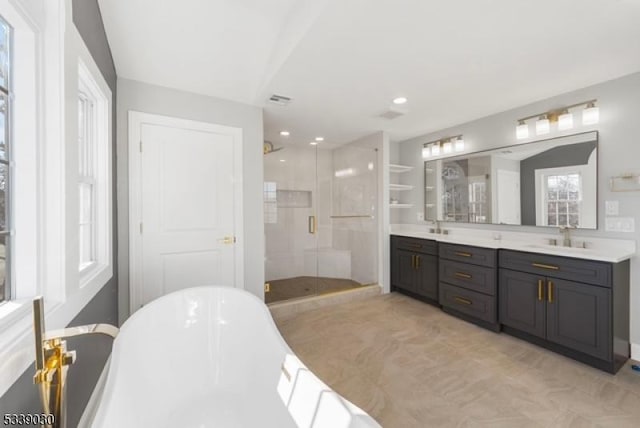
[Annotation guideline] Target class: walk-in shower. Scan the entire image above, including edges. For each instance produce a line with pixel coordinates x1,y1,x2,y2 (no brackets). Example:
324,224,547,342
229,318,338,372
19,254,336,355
263,141,378,304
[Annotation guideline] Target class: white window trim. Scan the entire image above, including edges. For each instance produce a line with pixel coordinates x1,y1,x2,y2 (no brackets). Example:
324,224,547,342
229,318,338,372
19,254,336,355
77,56,111,289
535,165,587,227
0,0,113,397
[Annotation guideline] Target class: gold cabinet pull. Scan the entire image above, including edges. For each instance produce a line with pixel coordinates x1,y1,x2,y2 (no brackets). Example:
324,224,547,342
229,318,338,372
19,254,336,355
548,280,554,303
308,215,316,234
411,254,416,269
454,296,472,305
537,279,544,301
416,255,421,269
455,251,472,258
455,272,472,279
532,262,559,270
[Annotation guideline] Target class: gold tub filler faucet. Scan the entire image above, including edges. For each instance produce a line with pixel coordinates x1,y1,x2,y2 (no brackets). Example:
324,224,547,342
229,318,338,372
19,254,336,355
32,297,119,428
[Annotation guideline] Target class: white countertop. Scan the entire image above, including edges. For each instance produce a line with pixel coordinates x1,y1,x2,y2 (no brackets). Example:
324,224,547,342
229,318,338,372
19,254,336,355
390,224,636,263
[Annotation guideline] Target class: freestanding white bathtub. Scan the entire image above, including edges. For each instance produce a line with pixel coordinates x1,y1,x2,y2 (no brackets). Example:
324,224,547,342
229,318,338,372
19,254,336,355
91,286,381,428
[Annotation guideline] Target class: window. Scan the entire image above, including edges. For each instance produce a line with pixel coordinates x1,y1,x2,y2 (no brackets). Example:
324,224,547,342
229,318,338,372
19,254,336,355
545,173,581,227
76,58,111,285
0,17,10,303
468,180,487,223
78,92,95,271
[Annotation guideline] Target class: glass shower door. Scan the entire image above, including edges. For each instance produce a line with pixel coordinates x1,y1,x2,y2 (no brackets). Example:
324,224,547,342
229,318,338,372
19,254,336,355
263,143,319,303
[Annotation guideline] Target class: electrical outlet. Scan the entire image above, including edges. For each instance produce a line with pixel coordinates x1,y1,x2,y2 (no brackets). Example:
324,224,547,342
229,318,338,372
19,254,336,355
605,201,619,216
417,212,424,221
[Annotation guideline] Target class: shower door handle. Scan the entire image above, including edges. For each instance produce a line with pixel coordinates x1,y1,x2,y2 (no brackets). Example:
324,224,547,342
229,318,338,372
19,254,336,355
308,216,317,234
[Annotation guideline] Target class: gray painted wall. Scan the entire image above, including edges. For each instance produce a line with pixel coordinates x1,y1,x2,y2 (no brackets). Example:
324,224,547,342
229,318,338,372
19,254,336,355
397,71,640,351
520,142,597,225
0,1,118,426
116,78,265,324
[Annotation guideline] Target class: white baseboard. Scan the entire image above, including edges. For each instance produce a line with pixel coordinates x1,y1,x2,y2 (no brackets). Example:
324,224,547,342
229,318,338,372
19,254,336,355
632,343,640,361
78,357,110,428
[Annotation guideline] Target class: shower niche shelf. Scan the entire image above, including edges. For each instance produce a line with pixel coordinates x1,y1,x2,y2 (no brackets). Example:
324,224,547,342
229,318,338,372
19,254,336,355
276,190,312,208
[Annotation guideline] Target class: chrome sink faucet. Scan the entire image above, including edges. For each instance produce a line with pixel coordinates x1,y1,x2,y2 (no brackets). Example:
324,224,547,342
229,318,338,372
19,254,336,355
560,226,573,247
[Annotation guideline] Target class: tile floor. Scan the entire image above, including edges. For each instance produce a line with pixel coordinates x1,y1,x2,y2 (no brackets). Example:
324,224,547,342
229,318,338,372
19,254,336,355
274,292,640,428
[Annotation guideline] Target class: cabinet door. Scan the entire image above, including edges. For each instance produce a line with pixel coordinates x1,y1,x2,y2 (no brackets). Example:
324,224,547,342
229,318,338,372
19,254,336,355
499,269,546,339
546,278,611,361
392,249,417,292
415,254,438,300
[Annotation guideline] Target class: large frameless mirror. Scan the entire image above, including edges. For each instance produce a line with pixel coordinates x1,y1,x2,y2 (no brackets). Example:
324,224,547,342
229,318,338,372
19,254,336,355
424,131,598,229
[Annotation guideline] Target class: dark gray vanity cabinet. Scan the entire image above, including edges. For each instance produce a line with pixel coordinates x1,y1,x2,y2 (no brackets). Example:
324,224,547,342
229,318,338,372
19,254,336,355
391,236,438,302
438,243,499,331
499,250,629,373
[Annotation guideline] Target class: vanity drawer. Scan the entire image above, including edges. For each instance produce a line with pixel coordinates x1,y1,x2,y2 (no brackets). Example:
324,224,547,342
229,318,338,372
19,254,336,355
391,235,438,256
439,283,497,324
499,250,611,287
439,259,496,296
439,243,497,267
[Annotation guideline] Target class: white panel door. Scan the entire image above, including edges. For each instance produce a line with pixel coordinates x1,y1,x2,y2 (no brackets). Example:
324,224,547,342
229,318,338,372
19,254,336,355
130,113,242,310
496,169,521,225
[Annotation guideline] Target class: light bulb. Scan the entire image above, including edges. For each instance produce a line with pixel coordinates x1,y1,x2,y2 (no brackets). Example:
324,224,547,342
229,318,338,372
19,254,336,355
443,141,453,154
516,120,529,139
431,144,440,156
455,137,465,152
558,110,574,131
422,146,430,158
536,115,550,135
582,103,599,125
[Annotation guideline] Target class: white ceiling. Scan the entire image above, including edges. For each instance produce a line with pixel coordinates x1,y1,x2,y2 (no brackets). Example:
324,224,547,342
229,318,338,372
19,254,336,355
99,0,640,145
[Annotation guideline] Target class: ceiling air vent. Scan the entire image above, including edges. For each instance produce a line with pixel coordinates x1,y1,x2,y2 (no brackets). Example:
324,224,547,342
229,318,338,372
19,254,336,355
379,110,405,120
268,94,292,106
379,104,408,120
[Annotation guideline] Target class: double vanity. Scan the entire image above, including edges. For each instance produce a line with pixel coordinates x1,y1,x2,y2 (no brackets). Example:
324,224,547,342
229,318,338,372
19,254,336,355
390,227,634,374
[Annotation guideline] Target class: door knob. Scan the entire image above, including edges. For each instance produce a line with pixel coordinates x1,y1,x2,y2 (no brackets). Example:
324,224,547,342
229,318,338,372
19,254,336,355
218,236,236,244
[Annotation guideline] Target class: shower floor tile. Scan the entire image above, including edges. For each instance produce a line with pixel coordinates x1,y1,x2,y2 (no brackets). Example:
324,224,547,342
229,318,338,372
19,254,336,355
265,276,365,304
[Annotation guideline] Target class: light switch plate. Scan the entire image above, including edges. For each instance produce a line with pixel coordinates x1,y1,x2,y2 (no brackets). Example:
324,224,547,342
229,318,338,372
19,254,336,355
605,201,619,216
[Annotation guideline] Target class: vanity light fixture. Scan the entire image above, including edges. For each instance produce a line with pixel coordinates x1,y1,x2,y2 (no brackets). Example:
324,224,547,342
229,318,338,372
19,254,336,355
309,141,318,146
422,134,464,158
393,97,408,105
582,102,599,125
558,109,574,131
280,130,290,136
279,159,286,162
536,115,550,135
516,120,529,140
315,136,324,142
515,99,598,139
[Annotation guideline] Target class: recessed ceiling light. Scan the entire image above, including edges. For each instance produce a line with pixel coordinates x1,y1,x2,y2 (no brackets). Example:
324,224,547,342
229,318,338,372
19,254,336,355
309,142,318,146
279,159,286,162
280,131,290,136
315,137,324,142
393,97,408,105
